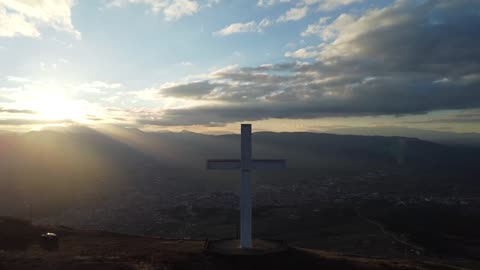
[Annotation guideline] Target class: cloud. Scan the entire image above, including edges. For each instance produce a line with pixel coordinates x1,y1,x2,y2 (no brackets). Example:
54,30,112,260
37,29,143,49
293,0,480,66
137,0,480,126
206,0,221,7
301,16,331,37
0,0,80,39
0,118,72,126
259,0,360,10
257,0,290,7
178,61,193,66
159,81,220,97
214,18,272,36
163,0,199,21
6,76,30,83
81,81,123,90
284,46,323,58
0,108,36,114
403,110,480,124
300,13,355,41
107,0,206,21
277,6,308,22
107,0,168,12
302,0,363,11
0,6,39,37
275,0,360,24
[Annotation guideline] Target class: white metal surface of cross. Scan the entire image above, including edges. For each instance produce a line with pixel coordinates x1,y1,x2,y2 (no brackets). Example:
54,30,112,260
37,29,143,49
206,124,286,249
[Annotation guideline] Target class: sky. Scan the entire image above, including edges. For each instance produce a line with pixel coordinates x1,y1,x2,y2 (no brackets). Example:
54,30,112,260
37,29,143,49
0,0,479,133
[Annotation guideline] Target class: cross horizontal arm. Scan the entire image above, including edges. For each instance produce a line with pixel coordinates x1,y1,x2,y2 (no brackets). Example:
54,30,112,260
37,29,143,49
252,159,286,170
207,159,286,170
207,159,241,170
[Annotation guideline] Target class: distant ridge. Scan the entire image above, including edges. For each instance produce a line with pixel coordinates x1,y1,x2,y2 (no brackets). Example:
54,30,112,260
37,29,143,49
326,126,480,146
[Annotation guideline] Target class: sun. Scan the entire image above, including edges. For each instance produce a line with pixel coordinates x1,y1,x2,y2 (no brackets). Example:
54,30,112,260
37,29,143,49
29,95,88,121
15,81,92,122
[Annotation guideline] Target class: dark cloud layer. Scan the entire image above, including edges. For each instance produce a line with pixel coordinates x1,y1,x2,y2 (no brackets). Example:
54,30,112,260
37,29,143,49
0,108,36,114
159,81,221,98
0,119,72,126
140,0,480,126
403,110,480,124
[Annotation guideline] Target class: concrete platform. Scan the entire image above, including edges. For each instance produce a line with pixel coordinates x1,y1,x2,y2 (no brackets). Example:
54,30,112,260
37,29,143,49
206,239,289,256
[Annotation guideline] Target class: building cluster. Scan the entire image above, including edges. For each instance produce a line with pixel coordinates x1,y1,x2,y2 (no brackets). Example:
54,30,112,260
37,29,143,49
35,169,477,238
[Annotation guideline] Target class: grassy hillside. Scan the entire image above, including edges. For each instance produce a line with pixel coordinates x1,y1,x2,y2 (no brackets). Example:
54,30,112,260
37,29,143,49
0,217,469,270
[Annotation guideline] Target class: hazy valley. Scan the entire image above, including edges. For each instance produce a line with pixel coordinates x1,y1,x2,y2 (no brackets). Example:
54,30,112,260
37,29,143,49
1,126,480,268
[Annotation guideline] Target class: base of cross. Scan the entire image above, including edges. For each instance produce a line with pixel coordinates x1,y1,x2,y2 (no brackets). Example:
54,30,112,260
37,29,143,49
205,238,288,256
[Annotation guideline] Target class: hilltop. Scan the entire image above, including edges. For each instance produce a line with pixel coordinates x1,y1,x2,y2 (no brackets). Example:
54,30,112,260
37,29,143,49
0,217,467,270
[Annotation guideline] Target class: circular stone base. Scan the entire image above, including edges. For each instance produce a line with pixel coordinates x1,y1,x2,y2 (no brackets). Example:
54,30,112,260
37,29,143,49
206,239,288,255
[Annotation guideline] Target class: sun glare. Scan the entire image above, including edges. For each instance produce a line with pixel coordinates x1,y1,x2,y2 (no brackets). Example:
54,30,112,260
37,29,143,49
14,81,93,123
30,95,87,121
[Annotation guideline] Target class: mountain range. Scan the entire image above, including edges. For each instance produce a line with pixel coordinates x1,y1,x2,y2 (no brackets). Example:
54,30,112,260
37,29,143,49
326,126,480,146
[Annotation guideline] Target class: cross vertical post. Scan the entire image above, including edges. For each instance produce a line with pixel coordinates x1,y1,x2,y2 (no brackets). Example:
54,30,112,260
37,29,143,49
240,124,252,248
206,124,286,249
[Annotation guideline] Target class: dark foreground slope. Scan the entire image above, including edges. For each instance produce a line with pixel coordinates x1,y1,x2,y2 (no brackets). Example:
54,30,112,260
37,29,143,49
0,217,467,270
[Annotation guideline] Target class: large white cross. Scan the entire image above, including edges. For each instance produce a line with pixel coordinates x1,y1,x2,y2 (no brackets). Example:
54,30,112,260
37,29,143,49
206,124,286,249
